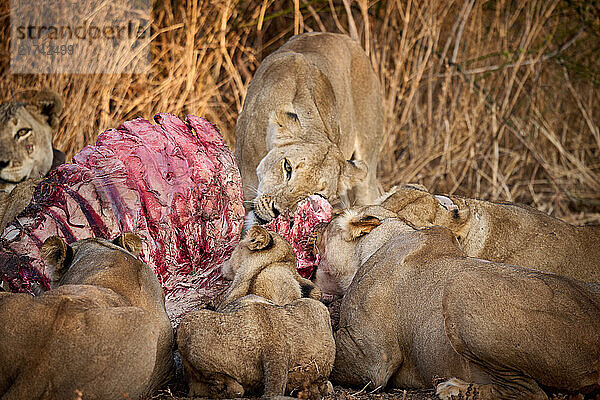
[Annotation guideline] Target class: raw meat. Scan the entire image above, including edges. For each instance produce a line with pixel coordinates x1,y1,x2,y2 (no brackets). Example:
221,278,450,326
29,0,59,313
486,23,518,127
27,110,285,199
0,114,244,324
265,195,333,278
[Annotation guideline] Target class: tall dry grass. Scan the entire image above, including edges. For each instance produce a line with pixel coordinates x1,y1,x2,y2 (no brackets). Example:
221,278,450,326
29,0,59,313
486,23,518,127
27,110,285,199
1,0,598,223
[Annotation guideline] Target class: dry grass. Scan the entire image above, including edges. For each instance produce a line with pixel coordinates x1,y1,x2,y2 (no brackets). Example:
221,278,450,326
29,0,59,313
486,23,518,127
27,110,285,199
1,0,598,223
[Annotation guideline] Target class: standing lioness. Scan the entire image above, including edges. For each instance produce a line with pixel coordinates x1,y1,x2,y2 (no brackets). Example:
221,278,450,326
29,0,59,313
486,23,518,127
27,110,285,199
235,32,383,225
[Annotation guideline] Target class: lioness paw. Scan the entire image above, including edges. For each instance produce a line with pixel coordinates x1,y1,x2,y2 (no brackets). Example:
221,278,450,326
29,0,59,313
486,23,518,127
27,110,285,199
436,378,481,400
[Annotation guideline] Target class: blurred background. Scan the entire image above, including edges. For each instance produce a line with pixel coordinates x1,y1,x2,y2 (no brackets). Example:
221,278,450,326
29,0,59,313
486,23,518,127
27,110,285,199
1,0,598,223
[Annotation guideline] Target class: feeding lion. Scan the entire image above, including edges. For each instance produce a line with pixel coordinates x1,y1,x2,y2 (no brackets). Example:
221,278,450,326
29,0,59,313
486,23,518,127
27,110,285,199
219,225,321,309
235,32,384,226
178,295,335,399
315,205,600,399
376,184,600,283
0,233,174,399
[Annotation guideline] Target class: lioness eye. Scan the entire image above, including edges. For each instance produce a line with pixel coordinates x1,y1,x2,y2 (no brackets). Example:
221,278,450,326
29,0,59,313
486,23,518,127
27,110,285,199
283,158,292,180
15,128,31,140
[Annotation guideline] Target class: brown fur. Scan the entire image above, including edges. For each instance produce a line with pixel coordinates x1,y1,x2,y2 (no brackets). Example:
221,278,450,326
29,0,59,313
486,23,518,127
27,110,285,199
0,234,174,400
219,225,321,309
0,177,41,233
320,207,600,399
235,32,383,226
377,184,600,282
177,295,335,399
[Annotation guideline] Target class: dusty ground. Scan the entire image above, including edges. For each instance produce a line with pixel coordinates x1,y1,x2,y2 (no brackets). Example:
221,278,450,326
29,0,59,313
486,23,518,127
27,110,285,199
152,383,436,400
152,378,599,400
151,374,598,400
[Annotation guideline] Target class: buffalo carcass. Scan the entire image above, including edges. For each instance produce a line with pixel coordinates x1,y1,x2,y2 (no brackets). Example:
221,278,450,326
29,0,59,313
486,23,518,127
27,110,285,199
0,113,244,324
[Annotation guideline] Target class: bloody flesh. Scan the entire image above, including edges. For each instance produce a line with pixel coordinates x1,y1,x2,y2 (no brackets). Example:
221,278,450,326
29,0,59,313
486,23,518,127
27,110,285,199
0,114,244,324
265,195,333,278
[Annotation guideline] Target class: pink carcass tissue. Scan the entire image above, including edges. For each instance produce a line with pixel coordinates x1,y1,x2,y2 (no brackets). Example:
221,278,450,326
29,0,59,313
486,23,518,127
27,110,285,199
0,114,244,324
265,195,332,278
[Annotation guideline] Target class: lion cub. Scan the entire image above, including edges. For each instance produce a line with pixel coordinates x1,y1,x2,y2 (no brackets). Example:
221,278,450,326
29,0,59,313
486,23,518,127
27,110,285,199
318,206,600,399
219,225,321,309
178,295,335,399
0,234,174,400
377,184,600,283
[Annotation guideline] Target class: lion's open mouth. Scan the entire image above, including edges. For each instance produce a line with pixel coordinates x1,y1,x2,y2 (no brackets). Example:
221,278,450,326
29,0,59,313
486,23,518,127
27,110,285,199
263,194,332,278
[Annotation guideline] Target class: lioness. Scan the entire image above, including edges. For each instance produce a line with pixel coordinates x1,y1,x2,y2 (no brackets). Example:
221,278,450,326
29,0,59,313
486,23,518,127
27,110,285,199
0,89,65,193
377,184,600,283
178,295,335,399
235,32,384,226
219,225,321,309
0,234,174,399
316,206,600,399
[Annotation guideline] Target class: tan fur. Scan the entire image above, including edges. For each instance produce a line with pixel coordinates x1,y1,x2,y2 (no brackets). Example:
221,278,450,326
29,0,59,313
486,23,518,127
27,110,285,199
177,295,335,399
319,207,600,399
235,32,384,225
0,177,41,233
219,225,321,309
0,90,63,193
377,184,600,282
313,205,401,297
0,234,174,400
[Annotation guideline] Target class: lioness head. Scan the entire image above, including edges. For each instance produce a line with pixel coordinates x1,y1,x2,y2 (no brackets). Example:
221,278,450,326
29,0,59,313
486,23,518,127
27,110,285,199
313,205,403,297
40,233,171,316
252,109,368,224
221,224,296,280
0,90,63,192
41,233,145,289
376,184,470,240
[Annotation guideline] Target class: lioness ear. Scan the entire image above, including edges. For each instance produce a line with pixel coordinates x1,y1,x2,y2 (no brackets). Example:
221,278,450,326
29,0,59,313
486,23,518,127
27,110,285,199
20,89,63,129
378,185,436,220
268,109,302,147
51,148,66,170
112,233,142,256
340,159,368,189
275,110,301,127
339,210,381,241
247,225,273,251
434,195,459,211
271,109,301,129
405,183,429,192
436,199,470,224
41,236,73,282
